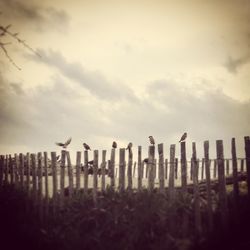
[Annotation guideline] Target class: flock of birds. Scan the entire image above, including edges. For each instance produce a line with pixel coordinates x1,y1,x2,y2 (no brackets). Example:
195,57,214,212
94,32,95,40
55,132,187,151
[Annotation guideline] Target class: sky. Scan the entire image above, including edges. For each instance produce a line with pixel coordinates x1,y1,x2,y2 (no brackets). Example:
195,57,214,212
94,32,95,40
0,0,249,161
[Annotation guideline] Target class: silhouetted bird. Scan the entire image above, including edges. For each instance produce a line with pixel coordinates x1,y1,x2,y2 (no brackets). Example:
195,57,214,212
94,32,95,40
55,137,72,149
179,132,187,142
148,136,155,145
88,160,94,165
126,142,133,151
83,143,91,151
112,141,117,149
143,158,149,164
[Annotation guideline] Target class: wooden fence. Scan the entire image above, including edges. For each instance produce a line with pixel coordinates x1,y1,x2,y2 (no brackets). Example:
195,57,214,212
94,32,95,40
0,136,250,234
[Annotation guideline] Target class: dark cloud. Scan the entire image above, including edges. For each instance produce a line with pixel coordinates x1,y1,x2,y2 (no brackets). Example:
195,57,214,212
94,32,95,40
0,0,70,33
29,49,137,102
224,54,250,73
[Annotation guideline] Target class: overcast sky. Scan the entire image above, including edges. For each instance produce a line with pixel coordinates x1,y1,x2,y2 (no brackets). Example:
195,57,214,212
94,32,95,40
0,0,249,161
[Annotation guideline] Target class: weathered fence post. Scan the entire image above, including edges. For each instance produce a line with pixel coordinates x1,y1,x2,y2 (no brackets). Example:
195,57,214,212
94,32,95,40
37,152,43,223
9,155,14,185
201,158,205,180
213,159,217,179
51,152,58,217
216,140,228,229
158,143,165,193
19,153,25,188
31,154,37,202
84,150,89,195
0,156,4,186
174,158,178,179
148,146,155,192
26,153,31,194
4,155,9,185
204,141,213,232
226,159,229,176
101,150,106,192
119,149,126,192
137,146,142,190
192,142,202,236
165,159,168,180
76,151,81,191
14,154,19,186
93,150,98,204
240,159,244,172
43,152,49,220
110,149,116,189
60,150,66,207
244,136,250,202
127,149,133,191
66,151,74,198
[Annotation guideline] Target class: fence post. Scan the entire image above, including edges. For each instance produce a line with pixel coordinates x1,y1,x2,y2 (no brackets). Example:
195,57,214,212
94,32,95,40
60,150,66,207
76,152,81,191
43,152,49,220
0,155,4,186
180,142,187,192
165,159,168,180
26,153,30,195
101,150,106,192
9,155,14,185
201,158,205,180
119,149,125,192
133,162,136,178
31,154,37,202
192,142,202,236
66,151,74,198
93,150,98,204
14,154,19,186
148,146,155,192
84,150,89,195
213,160,217,179
174,158,178,180
137,146,142,190
216,140,228,229
204,141,213,232
240,159,244,172
110,149,116,189
158,143,165,193
37,152,43,223
51,152,58,216
127,149,133,191
244,136,250,202
226,159,229,176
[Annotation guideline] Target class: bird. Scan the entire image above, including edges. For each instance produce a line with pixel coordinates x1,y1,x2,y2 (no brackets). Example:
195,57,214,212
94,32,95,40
83,143,91,151
88,160,94,165
112,141,117,149
143,158,149,164
179,132,187,142
126,142,133,151
55,137,72,149
148,136,155,145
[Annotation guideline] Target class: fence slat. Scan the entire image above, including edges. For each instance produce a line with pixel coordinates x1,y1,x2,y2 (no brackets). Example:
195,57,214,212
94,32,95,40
26,153,30,194
51,152,58,216
244,136,250,201
192,142,202,236
180,142,187,192
119,149,125,192
213,160,217,179
110,149,116,189
19,153,25,188
158,143,164,193
216,140,228,228
76,152,81,191
66,151,74,198
101,150,106,192
37,152,43,223
165,159,168,179
240,159,244,172
60,150,66,207
174,158,178,179
201,158,205,180
43,152,49,219
14,154,19,186
137,146,142,190
9,155,14,185
93,150,98,204
0,156,4,186
204,141,213,232
148,146,155,192
127,149,133,191
84,151,89,195
226,159,229,176
31,154,37,202
4,155,9,185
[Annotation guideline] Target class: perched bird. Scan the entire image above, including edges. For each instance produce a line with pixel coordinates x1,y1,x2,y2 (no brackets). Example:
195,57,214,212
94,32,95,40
126,142,133,151
88,160,94,165
179,132,187,142
148,136,155,145
112,141,117,149
83,143,91,151
55,137,72,149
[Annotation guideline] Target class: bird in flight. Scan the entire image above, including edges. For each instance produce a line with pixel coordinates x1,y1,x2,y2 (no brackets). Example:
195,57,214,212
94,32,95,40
148,136,155,145
55,137,72,149
126,142,133,152
179,132,187,142
112,141,117,149
83,143,91,151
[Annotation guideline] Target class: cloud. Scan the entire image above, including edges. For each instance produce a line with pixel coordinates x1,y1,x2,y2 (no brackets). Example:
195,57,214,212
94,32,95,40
29,49,137,102
0,0,70,33
224,54,250,73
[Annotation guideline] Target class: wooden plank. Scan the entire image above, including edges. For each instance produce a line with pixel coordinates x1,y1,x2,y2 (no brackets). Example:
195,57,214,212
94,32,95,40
26,153,30,194
4,154,9,185
0,155,4,186
51,152,58,216
213,159,217,179
76,151,81,191
110,149,116,188
226,159,230,176
66,151,74,198
240,159,244,172
204,141,213,232
231,138,239,213
133,162,136,178
14,154,19,187
93,150,98,204
148,146,155,192
43,152,49,219
244,136,250,201
84,150,89,195
31,154,37,203
174,158,178,179
142,162,145,179
216,140,228,228
201,158,205,180
165,159,168,179
168,145,175,200
101,150,106,192
8,155,13,185
37,152,43,222
137,146,142,190
158,143,165,193
119,148,125,192
127,149,133,191
19,153,24,188
60,150,66,207
154,159,157,179
180,142,187,192
192,142,202,236
190,158,193,181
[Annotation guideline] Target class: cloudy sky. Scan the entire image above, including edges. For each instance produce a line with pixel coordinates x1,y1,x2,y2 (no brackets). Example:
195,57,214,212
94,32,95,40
0,0,249,160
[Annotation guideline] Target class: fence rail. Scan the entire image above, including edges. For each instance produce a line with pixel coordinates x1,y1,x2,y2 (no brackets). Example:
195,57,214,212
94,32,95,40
0,136,250,235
